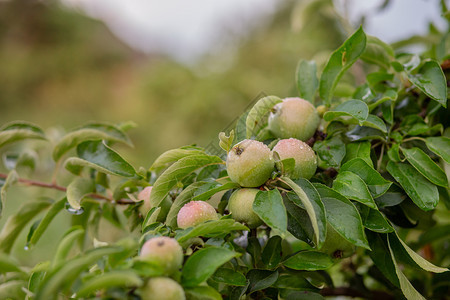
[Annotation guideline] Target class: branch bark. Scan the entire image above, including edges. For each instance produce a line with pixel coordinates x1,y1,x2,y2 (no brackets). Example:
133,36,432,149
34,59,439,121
0,172,134,204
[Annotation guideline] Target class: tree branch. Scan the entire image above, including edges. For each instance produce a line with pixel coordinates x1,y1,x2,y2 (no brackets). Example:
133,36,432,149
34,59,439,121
0,172,134,205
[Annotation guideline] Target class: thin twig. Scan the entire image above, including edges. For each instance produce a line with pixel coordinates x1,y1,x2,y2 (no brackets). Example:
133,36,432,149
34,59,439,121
0,172,134,205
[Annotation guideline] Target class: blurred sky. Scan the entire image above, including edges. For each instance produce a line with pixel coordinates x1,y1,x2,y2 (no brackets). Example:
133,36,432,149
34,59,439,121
63,0,448,64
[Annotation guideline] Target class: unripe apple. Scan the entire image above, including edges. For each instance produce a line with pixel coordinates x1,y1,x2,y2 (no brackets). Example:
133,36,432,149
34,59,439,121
320,224,355,259
138,186,171,221
140,277,185,300
273,138,317,180
268,97,320,141
177,201,219,229
226,139,274,187
228,188,263,228
140,236,183,275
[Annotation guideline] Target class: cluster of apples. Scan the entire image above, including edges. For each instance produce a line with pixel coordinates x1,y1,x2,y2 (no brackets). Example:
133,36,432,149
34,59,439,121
227,97,319,227
134,98,323,299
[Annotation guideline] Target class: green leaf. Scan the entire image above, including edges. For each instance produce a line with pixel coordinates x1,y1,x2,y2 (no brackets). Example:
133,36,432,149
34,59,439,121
253,189,287,235
66,178,95,210
36,246,123,300
357,204,394,233
296,59,318,102
246,95,282,138
0,280,27,300
193,181,240,201
273,273,318,292
361,115,387,133
332,171,377,209
343,141,373,167
247,269,279,293
219,130,235,153
52,122,132,161
319,27,367,105
389,233,448,273
0,121,46,149
150,154,223,207
340,158,392,198
361,35,394,69
425,136,450,164
150,147,205,173
0,170,18,218
181,247,239,287
185,286,223,300
388,144,401,162
314,184,369,249
281,178,326,248
283,251,334,271
76,270,143,297
323,100,369,125
52,226,85,268
284,194,314,246
387,237,426,300
165,182,208,228
386,161,439,211
262,235,282,269
0,199,51,253
313,135,346,169
367,232,399,287
27,198,66,248
0,253,22,273
407,60,447,107
65,141,136,177
211,268,247,286
176,219,248,244
142,207,161,231
402,147,448,187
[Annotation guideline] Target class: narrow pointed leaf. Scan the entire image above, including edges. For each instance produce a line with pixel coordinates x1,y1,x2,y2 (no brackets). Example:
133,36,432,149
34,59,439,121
402,147,448,187
150,154,223,207
281,177,326,248
407,60,447,107
0,199,51,253
0,121,46,149
387,161,438,211
296,60,318,102
341,158,392,197
333,171,377,209
182,247,239,287
314,184,369,249
66,178,94,210
253,189,287,235
76,270,143,297
319,27,367,105
53,122,132,161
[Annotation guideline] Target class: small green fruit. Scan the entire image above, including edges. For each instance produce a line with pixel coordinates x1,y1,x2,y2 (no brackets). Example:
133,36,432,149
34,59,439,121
228,188,263,228
177,201,219,229
140,236,183,275
268,97,320,141
273,138,317,180
316,104,327,117
320,224,355,259
226,139,274,187
138,186,171,221
140,277,185,300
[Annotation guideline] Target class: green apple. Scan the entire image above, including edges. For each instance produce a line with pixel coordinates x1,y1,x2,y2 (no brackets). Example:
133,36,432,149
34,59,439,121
273,138,317,180
140,236,183,275
226,139,274,187
140,277,185,300
228,188,263,228
177,201,219,229
268,97,320,141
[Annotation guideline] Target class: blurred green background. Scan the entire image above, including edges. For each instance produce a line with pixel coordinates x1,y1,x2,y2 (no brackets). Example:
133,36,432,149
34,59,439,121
1,0,447,266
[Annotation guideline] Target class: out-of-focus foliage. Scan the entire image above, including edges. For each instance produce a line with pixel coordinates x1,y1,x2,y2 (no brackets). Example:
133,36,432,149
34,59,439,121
0,0,346,167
